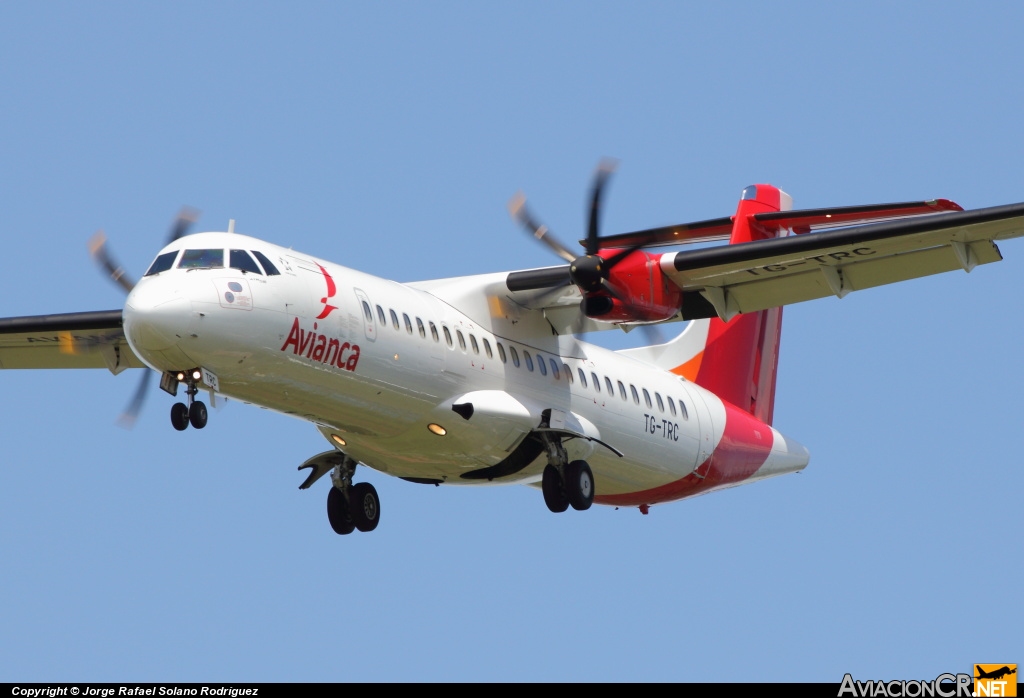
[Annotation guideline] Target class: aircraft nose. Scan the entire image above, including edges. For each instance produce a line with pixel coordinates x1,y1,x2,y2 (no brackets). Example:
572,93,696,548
123,282,193,352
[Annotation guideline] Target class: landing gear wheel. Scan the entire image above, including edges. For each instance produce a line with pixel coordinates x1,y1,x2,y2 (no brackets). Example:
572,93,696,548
542,464,569,513
350,482,380,532
327,486,355,535
189,401,208,429
170,402,189,431
565,460,594,511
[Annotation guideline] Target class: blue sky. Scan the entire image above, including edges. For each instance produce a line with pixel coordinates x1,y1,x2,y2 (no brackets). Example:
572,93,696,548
0,2,1020,682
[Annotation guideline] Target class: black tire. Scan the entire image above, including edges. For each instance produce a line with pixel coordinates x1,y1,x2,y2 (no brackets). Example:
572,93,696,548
327,486,355,535
170,402,189,431
189,401,208,429
542,464,569,513
565,460,594,511
350,482,380,532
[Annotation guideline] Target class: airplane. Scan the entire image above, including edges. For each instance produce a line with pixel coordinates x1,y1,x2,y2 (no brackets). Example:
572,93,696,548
976,666,1016,681
3,161,1024,536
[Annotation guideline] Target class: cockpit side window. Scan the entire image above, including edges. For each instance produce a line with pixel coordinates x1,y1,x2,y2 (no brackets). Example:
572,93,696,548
250,250,281,276
230,249,263,274
145,251,179,276
179,249,224,269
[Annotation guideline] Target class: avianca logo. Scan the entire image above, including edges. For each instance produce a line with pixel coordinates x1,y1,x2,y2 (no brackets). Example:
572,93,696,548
316,264,338,320
280,317,360,371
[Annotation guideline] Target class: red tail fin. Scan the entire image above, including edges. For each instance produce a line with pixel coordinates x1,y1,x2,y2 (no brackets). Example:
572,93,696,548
674,185,789,424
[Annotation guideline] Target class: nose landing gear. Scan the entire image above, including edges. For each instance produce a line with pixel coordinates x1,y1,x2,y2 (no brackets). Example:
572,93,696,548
168,370,208,431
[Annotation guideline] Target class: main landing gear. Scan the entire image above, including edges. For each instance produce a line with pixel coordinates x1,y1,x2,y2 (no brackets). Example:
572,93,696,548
170,373,207,431
326,455,381,535
539,432,594,513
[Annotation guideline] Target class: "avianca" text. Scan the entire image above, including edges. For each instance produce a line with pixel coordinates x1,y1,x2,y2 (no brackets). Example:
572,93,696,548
280,318,360,371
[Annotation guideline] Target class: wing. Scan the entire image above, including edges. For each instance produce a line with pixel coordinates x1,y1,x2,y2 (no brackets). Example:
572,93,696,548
0,310,145,373
664,201,1024,320
505,201,1024,327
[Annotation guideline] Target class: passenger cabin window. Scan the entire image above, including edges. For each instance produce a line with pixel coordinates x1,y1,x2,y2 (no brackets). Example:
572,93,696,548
668,397,677,416
361,301,373,322
230,249,262,274
179,249,224,269
630,385,640,404
443,326,453,347
618,381,627,401
497,342,507,363
656,393,665,412
483,338,493,358
524,351,534,372
145,251,179,276
605,377,614,395
390,309,400,330
642,388,652,408
376,305,387,325
550,359,560,379
251,250,280,275
456,330,466,351
592,373,601,392
428,321,438,341
509,346,519,367
537,354,547,375
678,399,689,420
470,334,479,354
578,368,587,387
403,313,413,334
562,364,571,383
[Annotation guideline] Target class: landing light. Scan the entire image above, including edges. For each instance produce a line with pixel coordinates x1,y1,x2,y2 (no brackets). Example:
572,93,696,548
427,423,447,436
331,434,347,447
191,369,202,381
176,371,186,381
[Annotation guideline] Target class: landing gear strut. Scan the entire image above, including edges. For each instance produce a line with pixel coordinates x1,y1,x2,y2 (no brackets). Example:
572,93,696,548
170,372,207,431
539,432,594,513
327,455,381,535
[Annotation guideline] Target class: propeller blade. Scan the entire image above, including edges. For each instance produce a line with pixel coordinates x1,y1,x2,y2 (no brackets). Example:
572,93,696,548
508,192,577,263
116,369,152,429
88,230,136,293
585,158,618,255
167,207,199,244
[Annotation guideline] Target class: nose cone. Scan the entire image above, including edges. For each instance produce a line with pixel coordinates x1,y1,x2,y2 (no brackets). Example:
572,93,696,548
123,280,193,352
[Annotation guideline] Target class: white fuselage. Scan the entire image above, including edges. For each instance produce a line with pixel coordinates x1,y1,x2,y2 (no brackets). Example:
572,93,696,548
122,232,808,504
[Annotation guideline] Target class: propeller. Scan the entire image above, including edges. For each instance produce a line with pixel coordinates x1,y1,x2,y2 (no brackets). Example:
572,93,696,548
88,207,199,427
508,160,666,344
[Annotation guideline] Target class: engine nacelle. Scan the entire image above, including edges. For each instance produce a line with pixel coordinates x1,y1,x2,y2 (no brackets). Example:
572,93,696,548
581,250,681,323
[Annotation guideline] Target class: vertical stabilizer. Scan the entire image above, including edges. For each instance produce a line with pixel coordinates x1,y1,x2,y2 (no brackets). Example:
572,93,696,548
620,184,789,425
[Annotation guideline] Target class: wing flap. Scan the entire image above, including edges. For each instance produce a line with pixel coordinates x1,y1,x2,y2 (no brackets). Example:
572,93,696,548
0,310,144,371
718,241,1001,314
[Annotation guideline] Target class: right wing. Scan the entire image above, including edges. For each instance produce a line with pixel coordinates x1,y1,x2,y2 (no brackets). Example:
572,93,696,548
0,310,144,373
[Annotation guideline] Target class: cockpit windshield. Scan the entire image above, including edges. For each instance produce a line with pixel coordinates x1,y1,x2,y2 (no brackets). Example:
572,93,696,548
144,251,179,276
230,249,262,274
178,249,224,269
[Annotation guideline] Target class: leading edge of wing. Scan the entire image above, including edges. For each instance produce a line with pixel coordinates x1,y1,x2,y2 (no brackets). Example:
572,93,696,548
0,309,126,334
0,309,144,371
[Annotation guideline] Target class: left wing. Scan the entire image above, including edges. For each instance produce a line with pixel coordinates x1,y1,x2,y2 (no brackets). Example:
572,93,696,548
0,310,144,373
505,200,1024,326
664,201,1024,320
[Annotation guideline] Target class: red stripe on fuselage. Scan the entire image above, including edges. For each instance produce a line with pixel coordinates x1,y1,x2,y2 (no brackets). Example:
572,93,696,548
594,401,774,507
